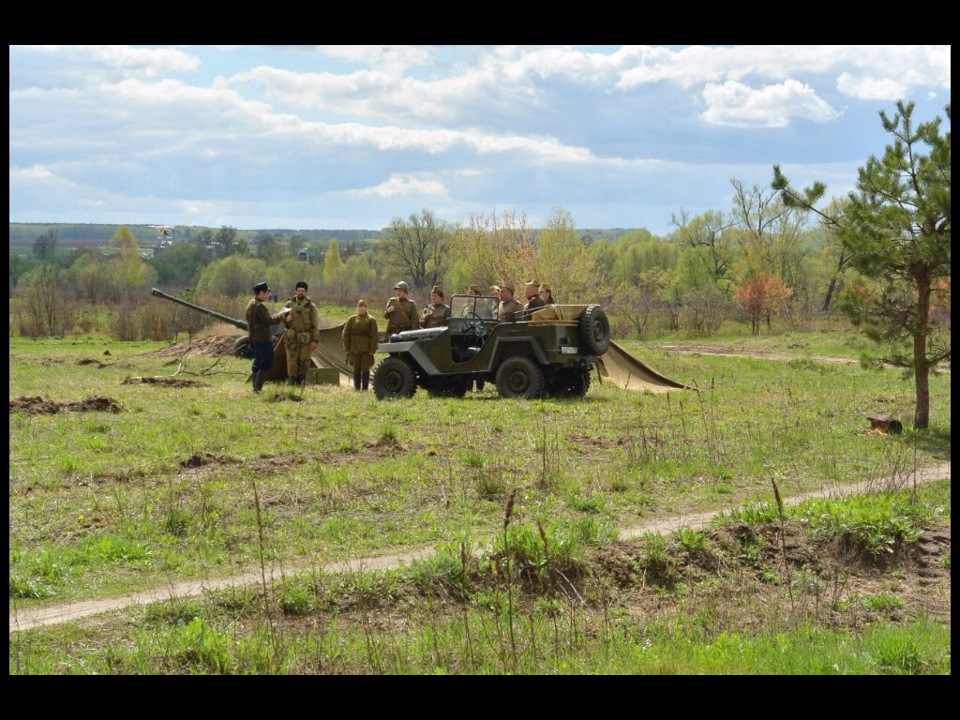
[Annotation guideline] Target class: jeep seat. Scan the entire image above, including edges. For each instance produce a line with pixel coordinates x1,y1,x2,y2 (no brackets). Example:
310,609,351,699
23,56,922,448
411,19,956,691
458,346,482,362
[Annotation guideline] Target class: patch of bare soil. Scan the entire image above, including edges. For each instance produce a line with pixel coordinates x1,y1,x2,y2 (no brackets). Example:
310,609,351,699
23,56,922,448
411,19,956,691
593,523,950,631
9,396,122,415
122,376,211,388
77,358,113,369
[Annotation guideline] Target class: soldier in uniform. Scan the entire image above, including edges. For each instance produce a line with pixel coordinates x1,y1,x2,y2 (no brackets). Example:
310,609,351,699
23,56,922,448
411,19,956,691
384,281,419,339
538,282,556,305
488,285,502,318
281,281,320,385
420,285,450,328
523,280,547,312
245,281,285,393
342,299,379,391
497,284,523,322
466,285,487,392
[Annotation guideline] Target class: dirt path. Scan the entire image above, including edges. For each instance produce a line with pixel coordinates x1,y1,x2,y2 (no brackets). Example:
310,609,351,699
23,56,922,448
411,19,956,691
9,462,950,632
658,344,951,371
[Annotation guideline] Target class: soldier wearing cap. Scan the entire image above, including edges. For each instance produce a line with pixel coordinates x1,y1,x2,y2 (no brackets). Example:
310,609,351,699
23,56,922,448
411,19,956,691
468,284,483,296
384,281,419,338
538,282,556,305
497,284,523,322
524,279,546,312
342,299,379,391
281,281,320,386
489,285,502,311
245,281,285,392
420,285,450,328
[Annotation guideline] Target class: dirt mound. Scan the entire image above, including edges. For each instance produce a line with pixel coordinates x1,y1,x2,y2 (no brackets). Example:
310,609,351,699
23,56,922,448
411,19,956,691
10,396,122,415
144,335,243,358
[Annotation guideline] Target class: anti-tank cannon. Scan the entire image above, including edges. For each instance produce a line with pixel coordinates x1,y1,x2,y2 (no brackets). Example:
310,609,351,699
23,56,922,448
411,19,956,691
150,288,284,358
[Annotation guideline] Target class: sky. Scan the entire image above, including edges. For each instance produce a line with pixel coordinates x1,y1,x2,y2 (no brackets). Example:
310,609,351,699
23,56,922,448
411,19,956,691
9,45,951,238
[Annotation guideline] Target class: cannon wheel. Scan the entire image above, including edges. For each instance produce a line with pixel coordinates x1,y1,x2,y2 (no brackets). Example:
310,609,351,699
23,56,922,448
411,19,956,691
233,337,253,359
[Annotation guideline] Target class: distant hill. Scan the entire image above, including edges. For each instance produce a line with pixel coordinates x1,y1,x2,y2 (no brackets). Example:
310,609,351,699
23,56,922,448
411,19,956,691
9,223,385,246
10,223,642,248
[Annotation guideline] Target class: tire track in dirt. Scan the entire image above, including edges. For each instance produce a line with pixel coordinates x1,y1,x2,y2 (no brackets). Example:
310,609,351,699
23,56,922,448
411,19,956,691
9,462,950,632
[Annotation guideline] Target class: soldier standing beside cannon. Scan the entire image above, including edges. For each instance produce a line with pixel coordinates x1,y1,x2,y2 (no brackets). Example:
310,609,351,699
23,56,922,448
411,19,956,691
282,281,319,386
245,281,286,393
342,299,379,391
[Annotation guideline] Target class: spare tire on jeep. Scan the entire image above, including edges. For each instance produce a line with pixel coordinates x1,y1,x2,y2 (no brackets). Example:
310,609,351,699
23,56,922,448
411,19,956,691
578,304,611,355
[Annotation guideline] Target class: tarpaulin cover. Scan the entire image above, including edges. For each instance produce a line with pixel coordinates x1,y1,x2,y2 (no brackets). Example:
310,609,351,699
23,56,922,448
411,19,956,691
594,340,691,393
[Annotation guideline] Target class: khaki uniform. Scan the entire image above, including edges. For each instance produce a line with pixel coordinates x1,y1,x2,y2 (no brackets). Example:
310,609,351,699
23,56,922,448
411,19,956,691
420,302,450,328
524,294,546,312
342,313,379,372
384,296,420,337
498,297,523,322
282,295,320,381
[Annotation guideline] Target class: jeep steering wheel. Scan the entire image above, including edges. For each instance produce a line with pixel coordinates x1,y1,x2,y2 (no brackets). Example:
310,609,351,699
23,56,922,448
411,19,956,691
462,311,485,338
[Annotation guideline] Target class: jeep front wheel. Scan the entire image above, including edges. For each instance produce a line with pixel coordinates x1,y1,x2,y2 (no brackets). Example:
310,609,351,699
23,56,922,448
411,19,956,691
373,357,417,400
495,356,545,399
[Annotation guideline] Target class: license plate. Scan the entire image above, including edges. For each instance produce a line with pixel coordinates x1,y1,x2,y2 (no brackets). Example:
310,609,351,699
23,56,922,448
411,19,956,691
560,346,578,354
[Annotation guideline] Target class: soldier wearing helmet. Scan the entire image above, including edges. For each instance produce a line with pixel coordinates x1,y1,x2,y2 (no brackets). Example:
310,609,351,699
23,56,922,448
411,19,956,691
384,281,420,339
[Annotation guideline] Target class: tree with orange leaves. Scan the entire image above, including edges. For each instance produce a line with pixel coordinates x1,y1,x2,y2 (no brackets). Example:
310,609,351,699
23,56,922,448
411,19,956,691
734,273,793,335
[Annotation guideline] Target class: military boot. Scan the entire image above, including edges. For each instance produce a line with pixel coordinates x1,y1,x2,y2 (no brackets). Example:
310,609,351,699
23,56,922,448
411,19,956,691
361,371,370,391
353,370,362,390
253,370,266,393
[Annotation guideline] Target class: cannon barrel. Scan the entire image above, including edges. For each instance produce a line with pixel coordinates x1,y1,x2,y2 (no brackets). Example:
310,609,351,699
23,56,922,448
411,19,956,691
151,288,249,331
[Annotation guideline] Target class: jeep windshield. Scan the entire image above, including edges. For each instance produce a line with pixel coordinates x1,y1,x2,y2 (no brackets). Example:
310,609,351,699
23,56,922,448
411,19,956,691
450,294,498,321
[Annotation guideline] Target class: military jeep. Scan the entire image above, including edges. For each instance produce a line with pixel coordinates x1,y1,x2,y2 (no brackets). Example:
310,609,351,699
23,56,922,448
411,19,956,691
372,294,611,400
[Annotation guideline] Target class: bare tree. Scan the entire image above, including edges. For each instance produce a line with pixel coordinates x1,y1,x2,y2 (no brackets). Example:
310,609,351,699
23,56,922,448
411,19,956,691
382,209,455,291
670,209,735,282
32,228,59,262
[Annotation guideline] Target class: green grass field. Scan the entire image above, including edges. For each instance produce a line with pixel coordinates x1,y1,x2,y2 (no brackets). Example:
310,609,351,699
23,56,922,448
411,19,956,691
9,332,951,673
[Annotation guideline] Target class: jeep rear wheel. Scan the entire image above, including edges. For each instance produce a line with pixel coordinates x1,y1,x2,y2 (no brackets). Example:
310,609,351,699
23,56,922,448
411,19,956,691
495,356,545,399
373,357,417,400
578,304,611,355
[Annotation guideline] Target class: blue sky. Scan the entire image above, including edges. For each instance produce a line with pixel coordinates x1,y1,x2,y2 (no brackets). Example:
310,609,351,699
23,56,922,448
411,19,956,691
9,45,950,237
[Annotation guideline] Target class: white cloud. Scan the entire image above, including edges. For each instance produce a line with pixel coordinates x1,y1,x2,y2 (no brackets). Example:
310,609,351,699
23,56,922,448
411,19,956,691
701,80,841,128
353,174,447,198
836,72,909,100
